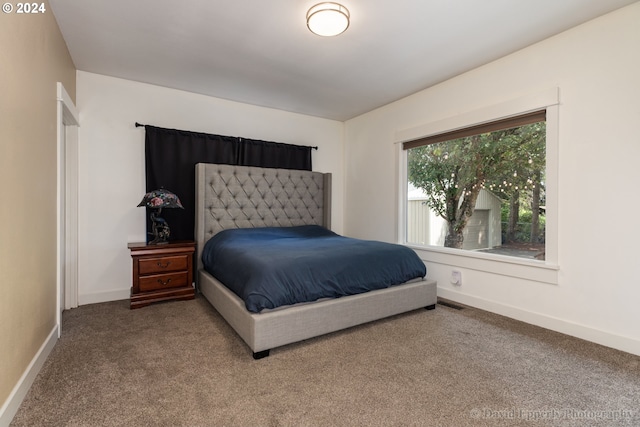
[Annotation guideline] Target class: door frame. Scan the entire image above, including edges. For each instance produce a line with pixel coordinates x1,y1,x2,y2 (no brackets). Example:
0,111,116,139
56,82,79,336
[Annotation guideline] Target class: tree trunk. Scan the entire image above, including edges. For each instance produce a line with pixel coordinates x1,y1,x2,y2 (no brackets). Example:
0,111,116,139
445,223,464,249
530,171,541,243
444,180,482,249
507,191,519,242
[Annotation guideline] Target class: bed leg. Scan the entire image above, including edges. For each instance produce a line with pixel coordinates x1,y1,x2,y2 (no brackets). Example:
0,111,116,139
425,304,436,310
253,350,270,360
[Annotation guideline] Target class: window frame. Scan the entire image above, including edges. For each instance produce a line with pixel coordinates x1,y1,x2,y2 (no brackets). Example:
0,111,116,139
395,89,559,284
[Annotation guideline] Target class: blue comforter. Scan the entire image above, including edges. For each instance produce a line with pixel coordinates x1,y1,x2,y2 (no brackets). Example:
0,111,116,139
201,225,426,313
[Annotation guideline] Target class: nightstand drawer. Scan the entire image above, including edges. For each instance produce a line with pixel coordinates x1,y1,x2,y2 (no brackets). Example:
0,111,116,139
139,271,189,292
138,255,189,275
129,240,196,309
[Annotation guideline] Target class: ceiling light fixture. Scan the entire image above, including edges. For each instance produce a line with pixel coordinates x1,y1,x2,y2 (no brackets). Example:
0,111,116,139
306,2,350,37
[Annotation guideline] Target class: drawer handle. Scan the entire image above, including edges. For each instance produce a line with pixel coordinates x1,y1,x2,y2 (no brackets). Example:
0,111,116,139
157,261,171,269
157,278,172,286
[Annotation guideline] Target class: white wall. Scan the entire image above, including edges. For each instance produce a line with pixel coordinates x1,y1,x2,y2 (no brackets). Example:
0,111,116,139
344,4,640,355
76,72,344,304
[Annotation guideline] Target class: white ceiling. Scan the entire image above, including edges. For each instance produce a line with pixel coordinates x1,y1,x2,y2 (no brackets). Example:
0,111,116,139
50,0,637,121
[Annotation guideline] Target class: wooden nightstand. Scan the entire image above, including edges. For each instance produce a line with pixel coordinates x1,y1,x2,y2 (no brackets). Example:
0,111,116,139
128,241,196,309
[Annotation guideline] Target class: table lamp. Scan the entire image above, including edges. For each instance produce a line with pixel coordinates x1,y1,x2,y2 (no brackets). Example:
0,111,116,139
137,188,184,245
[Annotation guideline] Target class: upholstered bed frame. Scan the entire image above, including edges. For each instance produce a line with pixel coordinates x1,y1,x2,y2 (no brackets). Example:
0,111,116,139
195,163,437,358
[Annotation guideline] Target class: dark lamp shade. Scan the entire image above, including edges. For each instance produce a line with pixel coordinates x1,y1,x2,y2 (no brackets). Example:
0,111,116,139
137,189,184,209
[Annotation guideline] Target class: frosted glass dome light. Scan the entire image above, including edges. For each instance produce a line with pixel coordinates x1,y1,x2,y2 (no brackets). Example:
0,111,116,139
307,3,350,37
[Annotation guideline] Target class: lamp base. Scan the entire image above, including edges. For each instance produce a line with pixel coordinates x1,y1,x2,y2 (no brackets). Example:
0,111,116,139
149,210,171,245
148,237,170,245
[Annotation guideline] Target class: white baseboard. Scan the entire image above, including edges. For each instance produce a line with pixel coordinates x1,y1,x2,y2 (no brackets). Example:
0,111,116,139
78,288,130,305
438,288,640,356
0,325,58,427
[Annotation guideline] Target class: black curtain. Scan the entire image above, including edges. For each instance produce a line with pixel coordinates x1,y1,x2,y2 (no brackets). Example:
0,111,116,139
143,125,313,242
239,137,313,169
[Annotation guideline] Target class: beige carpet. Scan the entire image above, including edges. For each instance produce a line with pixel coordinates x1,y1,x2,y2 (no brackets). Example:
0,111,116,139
11,296,640,426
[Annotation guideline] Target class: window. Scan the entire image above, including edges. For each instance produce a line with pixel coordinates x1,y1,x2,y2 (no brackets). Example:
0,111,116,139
403,110,547,261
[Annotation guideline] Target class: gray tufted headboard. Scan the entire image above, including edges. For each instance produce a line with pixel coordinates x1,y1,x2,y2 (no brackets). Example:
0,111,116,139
195,163,332,272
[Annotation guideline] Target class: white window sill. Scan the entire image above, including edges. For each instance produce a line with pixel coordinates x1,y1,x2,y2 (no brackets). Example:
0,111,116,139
406,244,559,285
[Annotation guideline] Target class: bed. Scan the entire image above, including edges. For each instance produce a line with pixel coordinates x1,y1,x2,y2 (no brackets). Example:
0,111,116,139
195,163,437,359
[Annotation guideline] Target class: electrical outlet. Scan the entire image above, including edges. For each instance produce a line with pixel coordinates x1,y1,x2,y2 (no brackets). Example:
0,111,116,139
451,270,462,286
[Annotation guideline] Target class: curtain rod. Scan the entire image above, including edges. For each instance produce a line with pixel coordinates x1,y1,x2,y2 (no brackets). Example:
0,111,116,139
135,122,318,150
